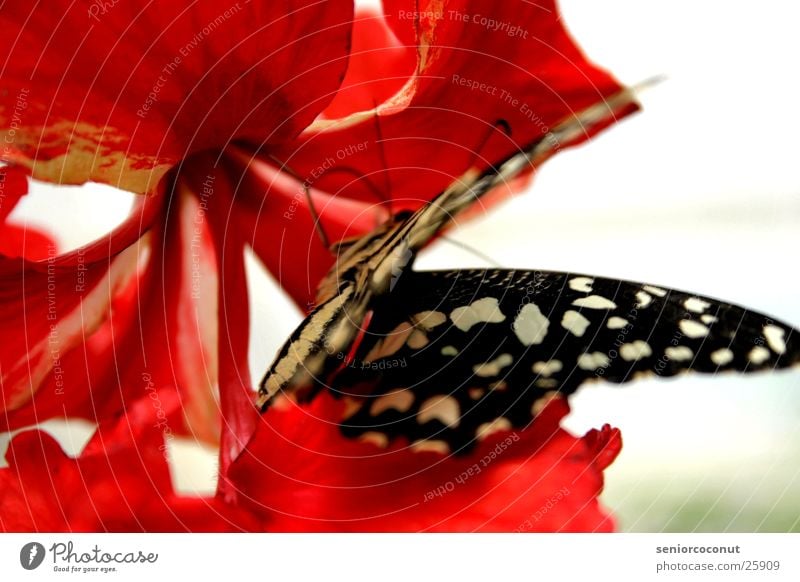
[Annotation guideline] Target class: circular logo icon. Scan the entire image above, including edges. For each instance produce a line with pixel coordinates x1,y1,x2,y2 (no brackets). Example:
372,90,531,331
20,542,46,570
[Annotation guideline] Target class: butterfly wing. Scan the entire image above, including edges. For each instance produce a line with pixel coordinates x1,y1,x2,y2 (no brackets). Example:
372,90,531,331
328,269,800,453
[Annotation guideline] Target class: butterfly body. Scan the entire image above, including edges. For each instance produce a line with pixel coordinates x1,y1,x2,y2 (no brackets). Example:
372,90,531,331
257,167,488,406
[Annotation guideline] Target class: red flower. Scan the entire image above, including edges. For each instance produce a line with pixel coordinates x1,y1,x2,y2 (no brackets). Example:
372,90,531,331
228,395,621,532
0,394,619,532
0,391,258,532
0,0,633,531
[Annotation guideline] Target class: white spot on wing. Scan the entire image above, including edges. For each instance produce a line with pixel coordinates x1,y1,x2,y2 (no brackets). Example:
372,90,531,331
635,290,653,308
607,316,628,329
473,353,513,377
359,432,389,448
710,348,734,366
643,285,667,297
411,310,446,330
407,330,429,349
450,297,506,332
370,389,414,416
620,340,653,361
513,303,549,345
476,418,512,441
572,295,617,310
535,378,558,388
684,297,711,313
763,325,787,355
561,310,590,337
441,345,458,357
701,314,718,325
417,395,460,427
532,360,563,377
680,319,710,338
577,352,610,370
665,346,694,362
748,346,771,365
411,440,449,454
569,276,593,293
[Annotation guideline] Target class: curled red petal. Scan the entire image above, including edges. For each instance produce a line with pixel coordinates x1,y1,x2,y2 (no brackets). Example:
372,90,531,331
583,423,623,472
0,0,353,193
270,1,635,207
321,13,417,119
227,394,620,532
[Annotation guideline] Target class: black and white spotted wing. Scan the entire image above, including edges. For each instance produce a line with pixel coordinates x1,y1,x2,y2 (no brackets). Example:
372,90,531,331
328,269,800,453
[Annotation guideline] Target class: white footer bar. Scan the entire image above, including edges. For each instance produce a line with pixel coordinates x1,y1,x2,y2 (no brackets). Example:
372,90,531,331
1,534,797,580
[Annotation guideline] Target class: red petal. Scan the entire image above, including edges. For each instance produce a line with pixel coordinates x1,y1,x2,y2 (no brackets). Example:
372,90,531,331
321,13,417,119
0,167,56,260
70,190,222,442
0,1,353,192
0,189,222,444
229,152,389,308
0,224,58,262
0,166,28,222
270,2,635,206
0,410,258,532
180,155,260,496
0,191,162,427
0,243,140,422
228,394,620,531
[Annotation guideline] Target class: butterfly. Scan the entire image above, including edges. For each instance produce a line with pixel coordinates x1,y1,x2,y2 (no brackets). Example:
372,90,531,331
257,88,800,454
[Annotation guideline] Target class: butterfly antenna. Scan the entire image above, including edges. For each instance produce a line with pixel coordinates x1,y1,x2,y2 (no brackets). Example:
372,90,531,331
315,165,392,230
632,74,667,94
434,118,513,211
267,154,330,249
439,235,502,268
438,85,641,219
464,118,512,173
